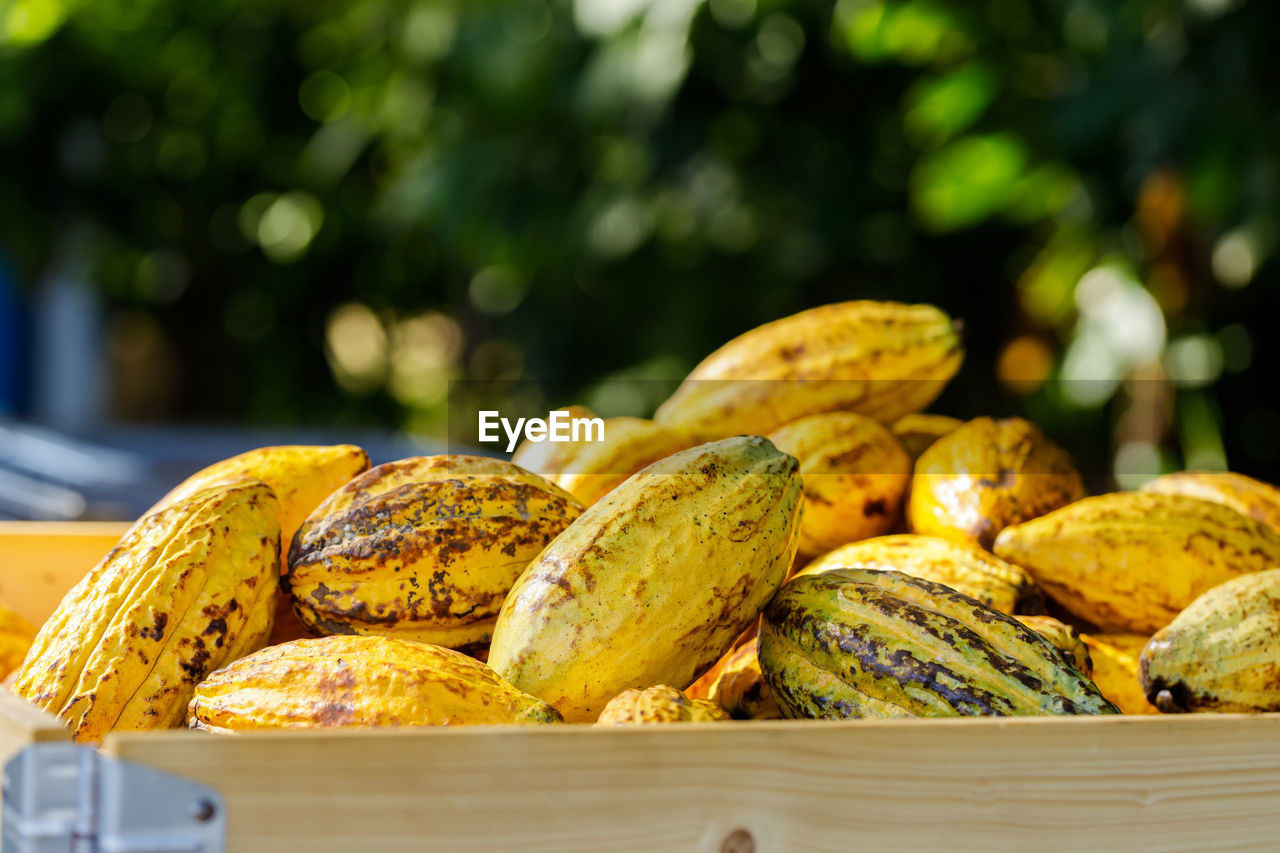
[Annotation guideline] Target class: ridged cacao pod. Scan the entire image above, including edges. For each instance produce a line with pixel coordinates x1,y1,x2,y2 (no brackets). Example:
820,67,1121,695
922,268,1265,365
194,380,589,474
994,492,1280,633
908,417,1083,550
595,685,729,726
189,635,561,731
654,301,963,440
759,569,1118,718
1140,569,1280,713
1017,615,1091,677
490,436,803,722
148,444,370,646
14,481,279,742
518,417,695,507
510,405,598,482
287,456,583,649
891,413,962,462
795,534,1042,615
768,412,911,557
1141,471,1280,533
709,638,782,720
1080,633,1158,715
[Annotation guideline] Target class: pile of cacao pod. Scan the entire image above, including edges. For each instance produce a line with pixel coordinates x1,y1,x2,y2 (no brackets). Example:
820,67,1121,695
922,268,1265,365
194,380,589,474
10,299,1280,741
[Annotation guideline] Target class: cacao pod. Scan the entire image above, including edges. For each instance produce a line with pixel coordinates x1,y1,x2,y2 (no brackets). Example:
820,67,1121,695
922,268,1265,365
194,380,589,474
759,569,1118,718
1141,470,1280,533
1080,633,1158,715
189,635,561,731
993,492,1280,633
528,416,695,507
795,534,1042,615
510,405,597,480
891,413,962,462
709,638,782,720
767,412,911,556
13,481,279,742
1017,615,1091,677
147,444,369,646
1140,569,1280,713
287,455,583,649
654,301,963,440
489,435,803,722
908,417,1083,550
595,685,729,726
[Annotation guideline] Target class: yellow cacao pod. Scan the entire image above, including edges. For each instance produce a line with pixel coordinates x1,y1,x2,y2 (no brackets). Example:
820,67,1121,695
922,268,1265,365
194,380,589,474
536,417,695,507
189,635,561,732
891,413,963,461
908,417,1084,550
287,456,583,649
510,405,597,479
148,444,369,566
1141,471,1280,533
1017,615,1092,677
0,602,36,681
147,444,369,646
1140,569,1280,713
654,301,963,440
709,638,781,720
490,436,803,722
994,492,1280,633
768,412,911,556
795,534,1042,615
14,481,279,742
759,569,1118,718
1080,633,1158,715
595,685,729,726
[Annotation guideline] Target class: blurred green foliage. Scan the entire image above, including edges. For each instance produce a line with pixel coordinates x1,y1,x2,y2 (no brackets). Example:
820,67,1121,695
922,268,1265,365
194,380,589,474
1,0,1277,484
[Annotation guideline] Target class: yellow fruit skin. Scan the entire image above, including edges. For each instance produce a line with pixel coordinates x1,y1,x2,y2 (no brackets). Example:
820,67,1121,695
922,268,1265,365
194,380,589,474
510,406,597,480
0,603,36,681
709,639,782,720
1141,471,1280,532
796,534,1042,615
13,481,279,743
147,444,370,646
759,569,1117,718
768,412,912,557
908,417,1083,550
654,301,963,440
994,492,1280,633
189,635,561,731
287,456,583,650
1140,569,1280,713
489,435,803,723
595,685,729,726
891,413,963,462
1081,634,1158,715
148,445,369,567
528,417,696,507
1017,616,1092,677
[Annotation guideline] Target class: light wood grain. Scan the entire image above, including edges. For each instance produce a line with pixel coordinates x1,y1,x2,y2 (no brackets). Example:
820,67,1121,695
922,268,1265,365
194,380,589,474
0,522,129,623
103,714,1280,853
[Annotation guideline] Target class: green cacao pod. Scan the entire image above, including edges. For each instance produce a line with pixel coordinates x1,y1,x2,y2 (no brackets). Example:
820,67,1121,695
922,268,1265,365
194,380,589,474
759,569,1118,719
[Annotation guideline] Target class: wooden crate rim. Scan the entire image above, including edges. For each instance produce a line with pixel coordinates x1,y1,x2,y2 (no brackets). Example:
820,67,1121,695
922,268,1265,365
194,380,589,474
98,709,1280,748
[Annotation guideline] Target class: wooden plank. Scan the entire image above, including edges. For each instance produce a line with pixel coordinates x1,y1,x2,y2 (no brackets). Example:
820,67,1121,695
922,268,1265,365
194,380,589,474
0,688,68,757
104,714,1280,852
0,521,130,623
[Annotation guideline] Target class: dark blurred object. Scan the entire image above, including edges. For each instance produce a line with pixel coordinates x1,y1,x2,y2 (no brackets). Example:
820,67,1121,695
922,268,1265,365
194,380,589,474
0,418,448,521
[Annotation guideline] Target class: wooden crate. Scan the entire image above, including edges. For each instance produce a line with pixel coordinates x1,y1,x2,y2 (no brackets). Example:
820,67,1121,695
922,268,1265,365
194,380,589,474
3,522,1280,852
